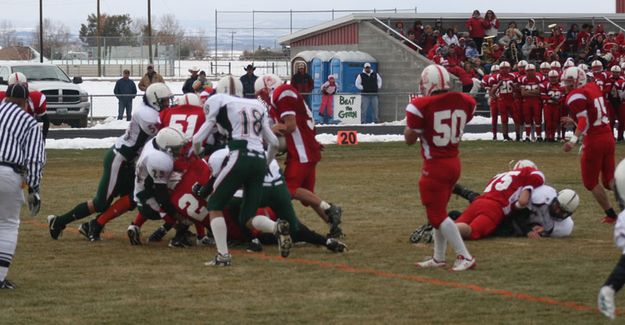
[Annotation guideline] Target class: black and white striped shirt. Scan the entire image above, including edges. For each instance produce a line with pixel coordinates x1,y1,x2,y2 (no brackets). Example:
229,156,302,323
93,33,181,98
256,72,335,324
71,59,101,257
0,101,45,189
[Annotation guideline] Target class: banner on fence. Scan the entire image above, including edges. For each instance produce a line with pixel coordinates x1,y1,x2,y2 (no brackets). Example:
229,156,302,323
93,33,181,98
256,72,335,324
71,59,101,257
333,94,361,124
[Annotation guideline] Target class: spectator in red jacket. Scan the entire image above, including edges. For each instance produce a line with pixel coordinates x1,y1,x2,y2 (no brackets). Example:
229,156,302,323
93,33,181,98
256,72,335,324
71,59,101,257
420,25,437,54
290,62,314,101
484,10,500,39
411,20,424,43
466,10,487,50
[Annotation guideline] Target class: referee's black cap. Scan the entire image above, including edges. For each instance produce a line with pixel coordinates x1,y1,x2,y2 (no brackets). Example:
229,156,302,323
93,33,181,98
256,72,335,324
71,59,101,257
6,84,29,99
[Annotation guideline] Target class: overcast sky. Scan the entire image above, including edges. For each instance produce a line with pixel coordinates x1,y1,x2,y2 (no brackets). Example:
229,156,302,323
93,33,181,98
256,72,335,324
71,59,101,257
0,0,617,33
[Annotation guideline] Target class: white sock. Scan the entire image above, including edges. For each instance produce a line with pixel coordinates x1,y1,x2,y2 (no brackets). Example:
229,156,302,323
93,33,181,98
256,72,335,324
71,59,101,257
210,217,229,255
433,228,447,262
251,215,277,233
439,218,472,259
320,201,331,210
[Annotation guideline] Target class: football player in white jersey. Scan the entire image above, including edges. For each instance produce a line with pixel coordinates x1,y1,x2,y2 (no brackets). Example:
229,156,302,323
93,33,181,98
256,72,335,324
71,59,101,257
598,158,625,320
47,83,172,240
193,77,279,266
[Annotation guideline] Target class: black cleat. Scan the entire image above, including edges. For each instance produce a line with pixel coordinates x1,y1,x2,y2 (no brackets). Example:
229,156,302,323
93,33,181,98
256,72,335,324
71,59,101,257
410,223,433,244
246,238,263,252
0,279,16,289
47,215,65,240
205,253,232,266
148,225,169,242
325,203,344,238
127,224,142,245
78,222,90,240
275,219,292,258
88,219,103,242
326,238,348,253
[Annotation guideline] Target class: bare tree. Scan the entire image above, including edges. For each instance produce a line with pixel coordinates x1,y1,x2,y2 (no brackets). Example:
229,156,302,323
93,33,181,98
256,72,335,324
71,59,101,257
33,19,72,59
181,28,208,59
0,20,17,48
156,14,184,45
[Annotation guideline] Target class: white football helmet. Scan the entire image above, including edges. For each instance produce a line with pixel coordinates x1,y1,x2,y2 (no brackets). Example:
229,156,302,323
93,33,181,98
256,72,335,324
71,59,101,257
499,61,511,69
578,63,589,72
614,158,625,209
490,64,500,73
145,83,173,111
517,60,528,69
155,127,186,156
511,159,537,170
548,70,560,79
562,66,587,89
550,189,579,219
550,61,562,69
176,93,202,107
208,148,230,176
8,72,27,86
539,62,551,71
591,60,603,72
526,64,536,71
563,59,575,69
419,64,450,96
215,75,244,97
254,74,283,97
611,65,622,74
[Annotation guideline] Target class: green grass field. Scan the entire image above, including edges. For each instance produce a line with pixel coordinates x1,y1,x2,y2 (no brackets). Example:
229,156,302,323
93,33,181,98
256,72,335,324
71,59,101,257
2,141,624,324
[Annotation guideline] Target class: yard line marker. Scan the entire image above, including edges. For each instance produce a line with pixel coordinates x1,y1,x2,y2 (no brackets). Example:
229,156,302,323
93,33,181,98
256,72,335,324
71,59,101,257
23,219,612,316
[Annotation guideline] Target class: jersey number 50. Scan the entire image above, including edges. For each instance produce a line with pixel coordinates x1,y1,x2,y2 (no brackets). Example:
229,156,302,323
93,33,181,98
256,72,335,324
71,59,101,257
432,109,468,146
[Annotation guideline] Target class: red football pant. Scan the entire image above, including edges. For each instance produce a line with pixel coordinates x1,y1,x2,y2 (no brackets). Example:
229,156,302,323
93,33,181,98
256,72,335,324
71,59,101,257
581,132,615,190
489,98,499,135
543,104,561,141
498,97,519,126
454,198,504,240
284,161,317,197
419,157,461,228
522,99,542,137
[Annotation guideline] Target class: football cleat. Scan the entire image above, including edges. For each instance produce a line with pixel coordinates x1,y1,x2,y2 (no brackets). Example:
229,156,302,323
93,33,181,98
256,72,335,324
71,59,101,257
246,238,263,253
196,235,216,246
88,219,103,242
127,224,142,246
451,255,476,272
148,226,169,242
410,223,433,244
275,219,293,258
325,203,344,238
415,257,446,268
78,222,90,240
47,215,65,240
0,279,16,289
205,253,232,266
598,285,616,320
326,238,348,253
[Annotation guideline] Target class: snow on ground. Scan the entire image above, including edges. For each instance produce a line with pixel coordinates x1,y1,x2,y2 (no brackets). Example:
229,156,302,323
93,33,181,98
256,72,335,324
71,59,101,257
46,132,500,149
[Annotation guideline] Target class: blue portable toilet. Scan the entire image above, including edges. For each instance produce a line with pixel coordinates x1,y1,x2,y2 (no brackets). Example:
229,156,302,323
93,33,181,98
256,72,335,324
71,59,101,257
309,51,335,122
329,51,378,94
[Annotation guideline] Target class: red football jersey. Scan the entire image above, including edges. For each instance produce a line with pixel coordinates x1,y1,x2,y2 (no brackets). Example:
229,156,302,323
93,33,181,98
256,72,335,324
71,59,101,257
271,83,321,164
519,75,542,102
160,104,206,138
566,82,612,136
0,90,47,117
481,167,545,214
170,157,211,224
494,72,516,99
592,71,609,93
540,81,565,105
406,92,475,160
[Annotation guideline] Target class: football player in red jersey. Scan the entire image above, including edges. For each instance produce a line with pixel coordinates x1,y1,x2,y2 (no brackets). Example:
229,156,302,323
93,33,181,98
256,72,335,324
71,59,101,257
454,163,545,240
519,64,543,141
611,65,625,141
591,60,616,130
254,74,343,238
540,70,565,142
562,67,618,223
492,61,517,141
482,64,500,140
405,64,476,272
0,72,49,139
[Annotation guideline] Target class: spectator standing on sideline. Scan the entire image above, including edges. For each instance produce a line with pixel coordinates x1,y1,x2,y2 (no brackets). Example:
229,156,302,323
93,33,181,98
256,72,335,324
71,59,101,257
113,69,137,121
182,66,200,94
484,10,500,39
290,62,314,101
240,64,258,98
466,10,486,49
0,84,46,289
442,28,460,47
319,75,337,124
355,62,382,124
138,64,165,92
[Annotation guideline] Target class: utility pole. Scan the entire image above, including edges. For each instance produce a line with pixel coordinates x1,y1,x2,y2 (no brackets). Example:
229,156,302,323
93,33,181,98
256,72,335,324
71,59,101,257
230,31,236,60
147,0,153,64
39,0,43,62
97,0,101,76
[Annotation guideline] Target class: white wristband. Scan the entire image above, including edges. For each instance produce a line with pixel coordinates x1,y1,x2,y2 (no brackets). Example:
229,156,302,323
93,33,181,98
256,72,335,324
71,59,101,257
568,134,578,144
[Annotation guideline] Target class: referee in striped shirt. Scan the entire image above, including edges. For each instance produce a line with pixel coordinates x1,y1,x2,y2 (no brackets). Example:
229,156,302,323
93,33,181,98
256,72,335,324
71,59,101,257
0,83,45,289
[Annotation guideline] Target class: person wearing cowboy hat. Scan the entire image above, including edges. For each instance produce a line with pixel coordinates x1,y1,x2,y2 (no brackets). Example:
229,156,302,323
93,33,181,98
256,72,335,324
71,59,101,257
240,64,258,98
182,66,201,94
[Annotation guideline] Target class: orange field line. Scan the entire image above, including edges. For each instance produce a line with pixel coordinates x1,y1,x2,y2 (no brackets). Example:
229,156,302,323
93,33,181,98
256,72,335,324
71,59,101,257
23,219,609,316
